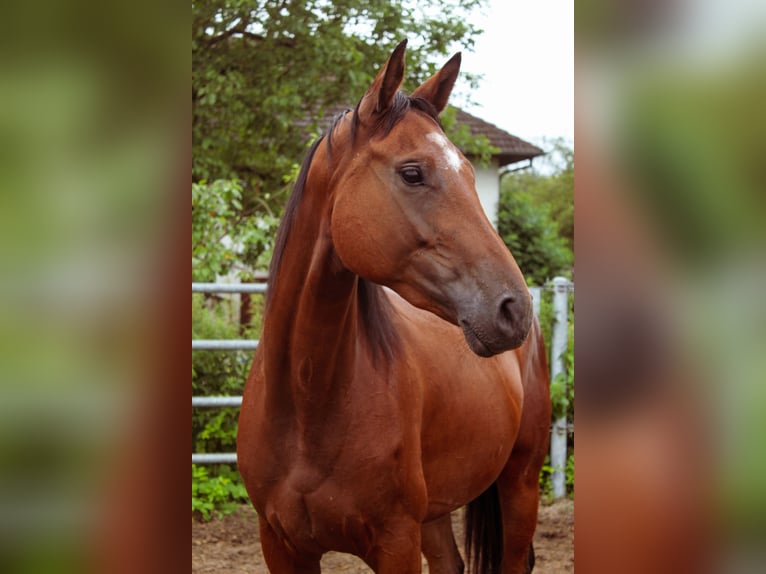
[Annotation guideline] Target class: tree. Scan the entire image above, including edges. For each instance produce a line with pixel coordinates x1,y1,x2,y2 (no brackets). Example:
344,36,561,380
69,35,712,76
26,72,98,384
506,137,574,250
497,188,572,286
497,139,574,285
192,179,278,282
193,0,486,215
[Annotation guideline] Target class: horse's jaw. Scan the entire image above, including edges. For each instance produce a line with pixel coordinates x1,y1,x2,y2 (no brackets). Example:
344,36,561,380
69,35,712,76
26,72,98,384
385,277,533,357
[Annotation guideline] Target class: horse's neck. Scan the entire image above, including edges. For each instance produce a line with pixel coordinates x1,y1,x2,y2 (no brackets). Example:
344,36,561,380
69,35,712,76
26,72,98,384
261,187,362,424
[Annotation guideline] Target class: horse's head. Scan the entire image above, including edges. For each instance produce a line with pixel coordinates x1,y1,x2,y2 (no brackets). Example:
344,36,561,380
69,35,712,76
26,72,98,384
328,40,533,356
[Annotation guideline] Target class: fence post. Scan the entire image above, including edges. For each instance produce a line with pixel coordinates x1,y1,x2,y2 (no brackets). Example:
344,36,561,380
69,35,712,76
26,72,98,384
529,286,542,319
549,276,570,499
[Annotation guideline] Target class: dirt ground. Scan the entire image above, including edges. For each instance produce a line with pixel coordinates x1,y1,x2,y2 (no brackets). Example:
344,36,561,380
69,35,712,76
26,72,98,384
192,500,573,573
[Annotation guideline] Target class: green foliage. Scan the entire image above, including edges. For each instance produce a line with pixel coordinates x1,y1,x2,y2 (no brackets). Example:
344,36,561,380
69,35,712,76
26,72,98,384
192,179,279,282
539,452,575,501
497,138,573,285
520,137,574,250
192,464,250,521
549,375,569,421
497,188,572,285
191,178,241,282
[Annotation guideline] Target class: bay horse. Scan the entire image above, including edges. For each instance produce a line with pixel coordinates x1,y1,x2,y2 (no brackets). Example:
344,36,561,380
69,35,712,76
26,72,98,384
237,40,551,574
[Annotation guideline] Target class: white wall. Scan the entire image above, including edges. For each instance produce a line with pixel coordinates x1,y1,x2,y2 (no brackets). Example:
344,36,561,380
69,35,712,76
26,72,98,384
473,160,501,229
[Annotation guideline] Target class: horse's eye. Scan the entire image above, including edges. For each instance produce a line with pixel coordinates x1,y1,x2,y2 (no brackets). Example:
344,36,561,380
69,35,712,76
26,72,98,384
399,166,424,186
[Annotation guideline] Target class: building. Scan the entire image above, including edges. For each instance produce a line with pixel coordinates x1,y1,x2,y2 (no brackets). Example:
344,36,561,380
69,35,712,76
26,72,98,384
452,108,543,226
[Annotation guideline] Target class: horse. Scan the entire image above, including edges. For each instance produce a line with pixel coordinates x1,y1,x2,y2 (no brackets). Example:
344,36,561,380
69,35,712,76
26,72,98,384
237,40,551,574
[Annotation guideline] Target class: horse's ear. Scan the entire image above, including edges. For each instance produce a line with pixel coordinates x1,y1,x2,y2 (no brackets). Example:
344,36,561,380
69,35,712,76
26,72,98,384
358,40,407,123
411,52,461,114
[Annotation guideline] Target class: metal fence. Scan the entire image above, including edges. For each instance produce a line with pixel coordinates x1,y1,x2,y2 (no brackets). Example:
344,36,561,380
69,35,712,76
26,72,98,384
192,279,573,495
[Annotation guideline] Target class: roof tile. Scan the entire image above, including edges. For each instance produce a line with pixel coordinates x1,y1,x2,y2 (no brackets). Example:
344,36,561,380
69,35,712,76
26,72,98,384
454,108,543,166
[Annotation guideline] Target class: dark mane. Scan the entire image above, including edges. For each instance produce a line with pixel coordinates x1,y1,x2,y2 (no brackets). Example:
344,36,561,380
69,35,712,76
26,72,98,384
357,279,400,365
266,93,439,363
265,133,324,308
352,92,442,141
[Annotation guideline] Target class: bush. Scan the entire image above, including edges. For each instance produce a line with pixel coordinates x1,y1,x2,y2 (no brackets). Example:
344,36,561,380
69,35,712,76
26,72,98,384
192,178,279,283
540,452,575,502
192,464,250,521
497,188,572,286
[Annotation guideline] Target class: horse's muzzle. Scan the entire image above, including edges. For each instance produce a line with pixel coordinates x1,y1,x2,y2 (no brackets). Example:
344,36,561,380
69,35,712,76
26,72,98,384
459,290,533,357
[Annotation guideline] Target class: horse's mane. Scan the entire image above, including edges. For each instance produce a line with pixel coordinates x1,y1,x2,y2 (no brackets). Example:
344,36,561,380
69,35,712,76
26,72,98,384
266,92,441,364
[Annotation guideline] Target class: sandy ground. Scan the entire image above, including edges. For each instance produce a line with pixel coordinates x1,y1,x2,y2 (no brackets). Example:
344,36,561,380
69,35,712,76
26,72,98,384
192,500,573,573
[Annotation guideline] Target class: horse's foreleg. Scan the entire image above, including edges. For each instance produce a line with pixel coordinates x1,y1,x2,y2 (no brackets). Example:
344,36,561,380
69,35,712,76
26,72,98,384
421,513,464,574
498,388,548,570
363,516,423,574
497,462,540,574
498,324,551,574
258,516,321,574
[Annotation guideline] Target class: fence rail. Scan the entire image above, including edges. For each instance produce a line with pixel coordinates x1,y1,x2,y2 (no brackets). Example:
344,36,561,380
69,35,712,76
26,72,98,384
193,282,268,294
193,340,259,350
193,453,238,464
193,396,243,408
193,279,573,499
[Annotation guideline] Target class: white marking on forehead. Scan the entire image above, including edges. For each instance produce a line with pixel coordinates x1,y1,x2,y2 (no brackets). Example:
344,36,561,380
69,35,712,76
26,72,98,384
426,132,464,172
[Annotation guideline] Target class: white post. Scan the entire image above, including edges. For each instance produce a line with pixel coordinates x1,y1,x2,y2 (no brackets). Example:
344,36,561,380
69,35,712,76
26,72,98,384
528,286,542,319
549,277,570,499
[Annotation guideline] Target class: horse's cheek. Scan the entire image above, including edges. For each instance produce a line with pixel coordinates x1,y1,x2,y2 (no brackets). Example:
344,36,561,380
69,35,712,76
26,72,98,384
332,196,393,280
331,198,373,275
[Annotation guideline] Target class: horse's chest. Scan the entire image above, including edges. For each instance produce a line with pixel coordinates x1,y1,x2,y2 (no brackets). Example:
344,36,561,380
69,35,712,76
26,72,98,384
261,465,395,556
257,419,423,552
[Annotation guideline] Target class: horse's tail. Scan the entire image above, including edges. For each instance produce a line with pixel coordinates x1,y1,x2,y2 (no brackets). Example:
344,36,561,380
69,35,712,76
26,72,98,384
464,482,503,574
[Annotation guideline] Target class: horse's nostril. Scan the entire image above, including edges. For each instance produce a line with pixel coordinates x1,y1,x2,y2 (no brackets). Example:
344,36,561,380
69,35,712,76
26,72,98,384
499,294,517,323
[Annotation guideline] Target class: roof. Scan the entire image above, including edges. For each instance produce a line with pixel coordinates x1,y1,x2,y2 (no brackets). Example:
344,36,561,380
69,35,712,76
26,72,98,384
453,108,543,167
300,105,543,168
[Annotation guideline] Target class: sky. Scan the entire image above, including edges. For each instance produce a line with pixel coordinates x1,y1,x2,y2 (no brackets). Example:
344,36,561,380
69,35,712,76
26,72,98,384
458,0,574,148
